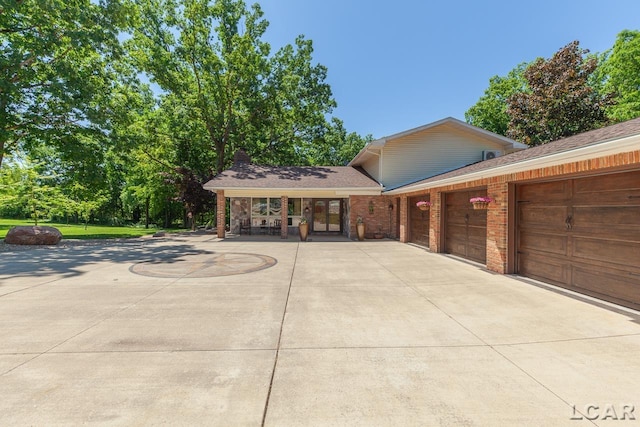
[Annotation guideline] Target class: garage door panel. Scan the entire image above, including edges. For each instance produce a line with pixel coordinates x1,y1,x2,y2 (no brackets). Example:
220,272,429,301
518,205,567,230
445,190,487,264
519,253,570,284
572,264,640,306
573,170,640,194
467,211,487,227
518,230,568,256
573,205,640,229
517,180,570,202
446,209,468,225
572,236,640,267
517,170,640,310
466,244,487,263
446,239,467,258
468,226,488,243
572,189,640,205
409,197,430,246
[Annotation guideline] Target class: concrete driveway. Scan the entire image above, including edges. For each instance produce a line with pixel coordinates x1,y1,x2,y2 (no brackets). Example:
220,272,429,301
1,234,639,426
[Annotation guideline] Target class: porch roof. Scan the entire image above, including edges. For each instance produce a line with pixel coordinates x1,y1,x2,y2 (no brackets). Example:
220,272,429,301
203,163,382,197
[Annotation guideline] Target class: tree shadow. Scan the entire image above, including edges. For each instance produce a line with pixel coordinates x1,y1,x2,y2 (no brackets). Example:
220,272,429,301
229,164,337,182
0,238,215,280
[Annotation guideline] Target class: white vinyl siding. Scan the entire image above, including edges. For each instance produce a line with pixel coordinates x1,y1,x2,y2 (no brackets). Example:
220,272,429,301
381,126,505,189
361,154,381,183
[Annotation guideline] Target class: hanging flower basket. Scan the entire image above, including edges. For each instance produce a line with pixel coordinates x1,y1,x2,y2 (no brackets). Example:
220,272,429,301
416,201,432,211
470,197,492,210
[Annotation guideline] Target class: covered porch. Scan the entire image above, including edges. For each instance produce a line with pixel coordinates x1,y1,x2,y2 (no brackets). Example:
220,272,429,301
202,151,382,240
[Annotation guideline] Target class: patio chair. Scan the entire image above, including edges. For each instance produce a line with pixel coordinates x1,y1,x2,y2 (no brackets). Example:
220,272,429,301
271,219,282,235
240,218,251,235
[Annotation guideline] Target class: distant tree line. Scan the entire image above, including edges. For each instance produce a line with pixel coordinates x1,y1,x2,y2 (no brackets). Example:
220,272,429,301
0,0,371,228
466,30,640,146
2,1,638,228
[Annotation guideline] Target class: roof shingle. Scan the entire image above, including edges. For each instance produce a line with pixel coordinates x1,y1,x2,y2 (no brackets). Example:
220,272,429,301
203,164,381,190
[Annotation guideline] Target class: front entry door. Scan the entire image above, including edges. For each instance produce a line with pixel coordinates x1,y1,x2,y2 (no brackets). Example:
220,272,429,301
313,199,342,232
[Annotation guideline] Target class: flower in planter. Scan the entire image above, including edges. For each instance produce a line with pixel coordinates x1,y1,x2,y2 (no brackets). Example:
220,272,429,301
299,217,308,224
470,197,493,204
356,216,364,224
416,201,432,208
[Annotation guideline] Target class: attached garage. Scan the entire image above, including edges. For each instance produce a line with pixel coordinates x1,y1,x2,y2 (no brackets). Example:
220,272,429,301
516,170,640,310
444,190,488,264
409,196,430,246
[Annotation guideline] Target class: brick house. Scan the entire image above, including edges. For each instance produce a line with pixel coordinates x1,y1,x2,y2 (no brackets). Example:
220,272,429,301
204,117,526,240
204,117,640,309
385,117,640,310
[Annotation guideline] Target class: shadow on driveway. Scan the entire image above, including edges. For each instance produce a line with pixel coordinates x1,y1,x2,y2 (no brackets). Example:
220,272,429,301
0,238,214,280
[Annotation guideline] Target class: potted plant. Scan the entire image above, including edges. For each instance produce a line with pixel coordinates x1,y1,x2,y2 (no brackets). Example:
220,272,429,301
298,217,309,241
416,200,432,211
470,196,493,210
373,226,384,239
356,216,365,241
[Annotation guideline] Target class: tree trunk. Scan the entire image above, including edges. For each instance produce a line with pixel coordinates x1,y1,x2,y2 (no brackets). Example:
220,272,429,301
144,196,150,229
216,140,226,173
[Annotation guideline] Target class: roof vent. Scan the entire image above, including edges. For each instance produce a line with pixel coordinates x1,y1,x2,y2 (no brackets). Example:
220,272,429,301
233,149,252,164
482,150,502,160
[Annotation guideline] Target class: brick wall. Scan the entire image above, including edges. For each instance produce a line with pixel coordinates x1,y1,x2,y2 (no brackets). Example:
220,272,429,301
349,195,398,239
396,149,640,274
216,190,225,238
399,196,408,242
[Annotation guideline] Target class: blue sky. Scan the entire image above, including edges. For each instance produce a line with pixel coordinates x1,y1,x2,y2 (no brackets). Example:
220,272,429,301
259,0,640,139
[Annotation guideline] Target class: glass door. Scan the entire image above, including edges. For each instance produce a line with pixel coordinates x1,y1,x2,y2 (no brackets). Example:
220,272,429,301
313,200,327,231
328,199,341,231
313,199,343,232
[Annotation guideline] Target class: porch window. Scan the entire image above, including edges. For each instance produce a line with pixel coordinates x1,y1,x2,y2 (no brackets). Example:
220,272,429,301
248,197,304,229
269,198,282,216
252,198,268,216
288,198,301,216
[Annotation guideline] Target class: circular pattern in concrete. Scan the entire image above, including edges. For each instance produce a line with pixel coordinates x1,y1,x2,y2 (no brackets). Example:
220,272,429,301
130,252,277,278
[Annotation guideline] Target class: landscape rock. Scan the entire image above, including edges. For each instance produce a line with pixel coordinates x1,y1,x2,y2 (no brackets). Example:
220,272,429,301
4,226,63,245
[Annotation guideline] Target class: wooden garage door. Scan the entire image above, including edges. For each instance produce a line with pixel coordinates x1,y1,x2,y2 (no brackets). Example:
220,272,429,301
445,190,487,264
517,170,640,310
409,196,430,246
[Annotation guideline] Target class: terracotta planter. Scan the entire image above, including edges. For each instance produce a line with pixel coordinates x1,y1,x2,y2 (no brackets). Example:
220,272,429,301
299,223,309,241
356,223,365,241
472,202,489,210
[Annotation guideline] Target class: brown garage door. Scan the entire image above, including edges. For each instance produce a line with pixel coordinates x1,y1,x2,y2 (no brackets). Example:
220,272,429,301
517,170,640,310
445,190,487,264
409,196,430,246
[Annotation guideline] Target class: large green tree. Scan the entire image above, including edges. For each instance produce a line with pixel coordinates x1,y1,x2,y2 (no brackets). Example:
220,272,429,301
600,30,640,122
306,118,372,166
465,63,529,136
506,41,613,146
127,0,336,174
0,0,125,169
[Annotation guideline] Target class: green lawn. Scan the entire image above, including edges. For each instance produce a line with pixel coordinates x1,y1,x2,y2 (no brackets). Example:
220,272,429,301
0,219,171,240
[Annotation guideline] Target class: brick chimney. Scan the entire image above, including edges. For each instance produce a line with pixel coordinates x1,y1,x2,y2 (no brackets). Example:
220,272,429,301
233,148,251,165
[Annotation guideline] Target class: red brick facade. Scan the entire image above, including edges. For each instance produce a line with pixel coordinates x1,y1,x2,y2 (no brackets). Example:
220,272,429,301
397,149,640,274
349,195,399,239
216,190,226,238
280,196,288,239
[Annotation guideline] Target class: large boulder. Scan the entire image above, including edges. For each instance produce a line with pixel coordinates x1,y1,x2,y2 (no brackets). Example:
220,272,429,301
4,226,63,245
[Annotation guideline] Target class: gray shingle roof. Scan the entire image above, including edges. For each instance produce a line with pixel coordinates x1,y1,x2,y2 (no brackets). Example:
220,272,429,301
387,117,640,191
203,164,381,190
